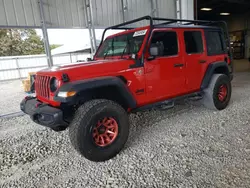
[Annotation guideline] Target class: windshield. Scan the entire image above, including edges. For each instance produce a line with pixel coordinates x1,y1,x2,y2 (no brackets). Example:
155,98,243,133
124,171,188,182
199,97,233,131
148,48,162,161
95,31,146,58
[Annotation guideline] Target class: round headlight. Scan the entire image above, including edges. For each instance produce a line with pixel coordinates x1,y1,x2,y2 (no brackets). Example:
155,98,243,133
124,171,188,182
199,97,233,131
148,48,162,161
50,77,58,92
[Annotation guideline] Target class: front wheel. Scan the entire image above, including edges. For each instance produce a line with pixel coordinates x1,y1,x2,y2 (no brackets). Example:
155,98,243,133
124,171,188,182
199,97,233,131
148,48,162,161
202,74,232,110
69,99,129,162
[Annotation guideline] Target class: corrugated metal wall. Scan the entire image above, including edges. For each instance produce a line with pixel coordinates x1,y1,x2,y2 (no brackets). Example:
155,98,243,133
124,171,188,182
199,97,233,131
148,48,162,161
0,0,177,28
92,0,177,28
0,0,87,28
0,0,41,27
42,0,87,28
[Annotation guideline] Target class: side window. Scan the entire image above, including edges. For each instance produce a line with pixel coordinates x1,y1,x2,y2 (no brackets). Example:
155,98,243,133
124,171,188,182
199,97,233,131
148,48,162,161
205,31,226,55
150,31,178,56
184,31,203,54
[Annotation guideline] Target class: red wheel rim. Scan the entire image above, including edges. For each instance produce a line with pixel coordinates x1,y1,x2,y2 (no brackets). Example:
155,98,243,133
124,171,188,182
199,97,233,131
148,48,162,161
218,84,227,102
92,117,118,147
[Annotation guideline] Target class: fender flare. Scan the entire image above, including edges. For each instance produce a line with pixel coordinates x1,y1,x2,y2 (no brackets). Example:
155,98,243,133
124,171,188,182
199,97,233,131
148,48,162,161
201,61,230,90
54,76,137,108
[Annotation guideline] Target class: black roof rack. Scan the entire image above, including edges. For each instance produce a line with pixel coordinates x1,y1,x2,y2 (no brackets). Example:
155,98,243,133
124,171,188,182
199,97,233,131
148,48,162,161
100,16,225,39
98,15,232,61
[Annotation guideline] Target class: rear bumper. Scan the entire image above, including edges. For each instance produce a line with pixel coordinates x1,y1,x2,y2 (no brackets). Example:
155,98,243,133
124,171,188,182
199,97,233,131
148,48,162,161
20,97,68,129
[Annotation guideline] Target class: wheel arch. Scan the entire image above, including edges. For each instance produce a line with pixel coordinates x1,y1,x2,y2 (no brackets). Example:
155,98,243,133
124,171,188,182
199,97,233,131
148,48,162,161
201,61,230,90
54,76,136,110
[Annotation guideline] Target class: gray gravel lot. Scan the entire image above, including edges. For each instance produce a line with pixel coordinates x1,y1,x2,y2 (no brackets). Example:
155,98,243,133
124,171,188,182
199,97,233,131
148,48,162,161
0,80,26,115
1,73,250,188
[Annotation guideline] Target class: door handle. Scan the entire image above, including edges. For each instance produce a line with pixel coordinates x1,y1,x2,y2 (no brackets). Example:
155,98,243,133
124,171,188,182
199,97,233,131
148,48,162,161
174,63,184,67
199,60,207,64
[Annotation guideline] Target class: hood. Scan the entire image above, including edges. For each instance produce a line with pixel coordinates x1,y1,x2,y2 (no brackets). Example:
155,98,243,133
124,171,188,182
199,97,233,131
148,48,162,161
38,59,134,81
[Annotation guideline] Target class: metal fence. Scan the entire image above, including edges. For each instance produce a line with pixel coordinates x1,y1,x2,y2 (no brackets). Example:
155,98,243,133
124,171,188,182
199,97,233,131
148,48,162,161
0,53,90,81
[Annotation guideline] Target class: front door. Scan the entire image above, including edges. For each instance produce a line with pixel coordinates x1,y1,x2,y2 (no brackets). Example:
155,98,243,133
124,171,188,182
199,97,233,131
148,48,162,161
144,29,186,103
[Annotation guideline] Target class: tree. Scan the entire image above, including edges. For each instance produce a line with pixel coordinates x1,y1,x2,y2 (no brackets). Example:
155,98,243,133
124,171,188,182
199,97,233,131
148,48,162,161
21,29,45,55
50,44,62,50
0,29,23,56
0,29,61,56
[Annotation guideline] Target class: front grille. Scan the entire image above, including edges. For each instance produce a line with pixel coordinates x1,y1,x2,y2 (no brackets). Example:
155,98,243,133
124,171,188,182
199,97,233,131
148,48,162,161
35,75,50,99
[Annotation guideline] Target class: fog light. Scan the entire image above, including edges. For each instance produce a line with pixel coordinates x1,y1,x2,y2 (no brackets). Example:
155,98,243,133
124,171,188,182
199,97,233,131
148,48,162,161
38,114,53,123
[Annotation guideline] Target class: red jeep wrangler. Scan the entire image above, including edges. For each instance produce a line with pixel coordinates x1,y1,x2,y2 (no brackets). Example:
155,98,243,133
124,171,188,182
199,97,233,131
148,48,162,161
21,16,233,162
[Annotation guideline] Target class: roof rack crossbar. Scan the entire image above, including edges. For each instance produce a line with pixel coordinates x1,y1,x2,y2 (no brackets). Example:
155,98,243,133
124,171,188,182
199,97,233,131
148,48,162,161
156,21,178,26
183,21,214,25
151,17,212,24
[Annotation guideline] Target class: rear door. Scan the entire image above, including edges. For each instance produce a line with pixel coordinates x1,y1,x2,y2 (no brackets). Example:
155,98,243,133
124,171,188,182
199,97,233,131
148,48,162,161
182,29,207,92
205,30,229,66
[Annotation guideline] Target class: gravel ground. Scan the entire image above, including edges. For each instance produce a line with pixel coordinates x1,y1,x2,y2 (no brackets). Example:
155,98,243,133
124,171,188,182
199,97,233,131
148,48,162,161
0,80,26,115
1,73,250,188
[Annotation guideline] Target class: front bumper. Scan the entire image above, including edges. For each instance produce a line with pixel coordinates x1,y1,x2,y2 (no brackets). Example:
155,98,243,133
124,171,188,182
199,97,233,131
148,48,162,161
20,97,68,129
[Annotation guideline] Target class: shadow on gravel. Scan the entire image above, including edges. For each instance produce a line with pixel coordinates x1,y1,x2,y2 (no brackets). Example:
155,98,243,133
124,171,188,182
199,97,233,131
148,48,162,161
0,111,24,119
127,102,195,147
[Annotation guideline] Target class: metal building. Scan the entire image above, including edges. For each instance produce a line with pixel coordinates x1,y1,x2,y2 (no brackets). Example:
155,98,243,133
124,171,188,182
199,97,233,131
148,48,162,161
0,0,194,67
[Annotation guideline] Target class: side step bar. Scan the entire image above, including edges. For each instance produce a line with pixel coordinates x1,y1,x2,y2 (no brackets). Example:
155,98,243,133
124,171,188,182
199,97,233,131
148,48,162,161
132,100,174,113
131,92,202,113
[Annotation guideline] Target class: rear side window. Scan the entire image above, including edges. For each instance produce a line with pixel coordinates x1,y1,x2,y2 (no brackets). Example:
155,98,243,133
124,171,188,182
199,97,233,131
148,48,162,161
150,31,178,56
205,31,226,55
184,31,203,54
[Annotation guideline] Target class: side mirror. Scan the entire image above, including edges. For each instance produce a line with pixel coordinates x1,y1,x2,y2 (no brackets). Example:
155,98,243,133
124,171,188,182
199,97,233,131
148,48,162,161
147,46,159,61
150,46,159,56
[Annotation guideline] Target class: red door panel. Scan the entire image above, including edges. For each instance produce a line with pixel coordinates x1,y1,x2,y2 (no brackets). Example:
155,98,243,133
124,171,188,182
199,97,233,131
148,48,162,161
181,29,207,92
144,29,186,103
144,56,186,101
185,53,207,92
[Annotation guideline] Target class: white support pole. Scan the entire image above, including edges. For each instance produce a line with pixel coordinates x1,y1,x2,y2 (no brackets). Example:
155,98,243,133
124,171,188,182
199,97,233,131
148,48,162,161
15,58,21,79
150,0,159,24
38,0,53,67
89,0,97,49
84,0,97,56
150,0,155,17
180,0,194,20
176,0,181,20
121,0,128,22
121,0,125,22
154,0,159,18
70,53,73,63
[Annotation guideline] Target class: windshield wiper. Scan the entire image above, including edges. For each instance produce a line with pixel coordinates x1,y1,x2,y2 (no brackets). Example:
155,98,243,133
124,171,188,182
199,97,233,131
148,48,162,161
104,38,114,59
120,37,130,59
103,46,111,59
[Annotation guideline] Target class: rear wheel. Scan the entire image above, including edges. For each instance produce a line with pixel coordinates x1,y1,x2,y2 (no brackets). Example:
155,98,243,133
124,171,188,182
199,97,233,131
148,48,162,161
69,99,129,162
202,74,231,110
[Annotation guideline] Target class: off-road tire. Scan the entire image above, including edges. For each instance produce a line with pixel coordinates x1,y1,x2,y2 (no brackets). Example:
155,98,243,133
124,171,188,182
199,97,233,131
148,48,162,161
69,99,129,162
202,74,231,110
